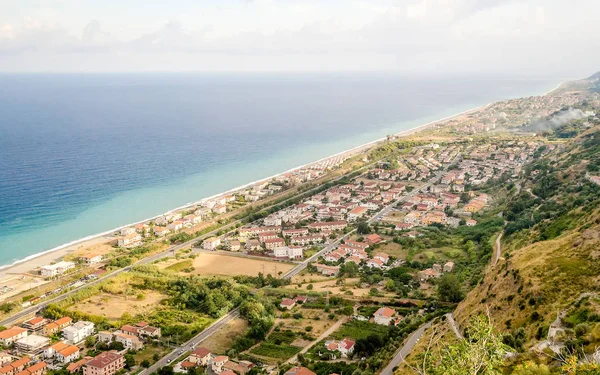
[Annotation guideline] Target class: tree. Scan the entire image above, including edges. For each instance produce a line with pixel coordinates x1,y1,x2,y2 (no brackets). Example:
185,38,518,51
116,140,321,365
437,274,464,303
158,366,174,375
141,360,151,368
357,222,371,234
411,314,510,375
85,335,97,347
340,262,359,277
124,354,136,369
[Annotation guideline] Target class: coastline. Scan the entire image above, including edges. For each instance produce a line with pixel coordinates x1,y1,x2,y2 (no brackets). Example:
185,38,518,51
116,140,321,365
0,100,491,278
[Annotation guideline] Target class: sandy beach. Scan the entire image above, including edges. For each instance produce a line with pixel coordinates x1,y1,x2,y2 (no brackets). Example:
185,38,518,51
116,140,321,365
0,101,491,302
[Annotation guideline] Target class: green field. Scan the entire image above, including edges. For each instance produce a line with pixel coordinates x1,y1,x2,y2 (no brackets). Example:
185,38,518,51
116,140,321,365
331,320,391,340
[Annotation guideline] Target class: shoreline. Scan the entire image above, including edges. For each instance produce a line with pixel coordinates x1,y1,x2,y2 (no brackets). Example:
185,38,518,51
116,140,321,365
0,101,495,276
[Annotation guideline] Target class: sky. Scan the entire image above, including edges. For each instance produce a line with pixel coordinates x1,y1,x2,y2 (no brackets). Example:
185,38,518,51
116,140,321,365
0,0,599,77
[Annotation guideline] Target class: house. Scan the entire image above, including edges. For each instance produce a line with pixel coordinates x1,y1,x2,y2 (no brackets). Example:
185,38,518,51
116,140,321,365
325,339,355,357
245,239,261,251
153,226,170,237
280,298,296,310
344,241,368,251
62,321,94,344
228,240,241,252
167,221,183,232
15,335,50,356
45,341,69,358
79,254,102,266
113,333,143,351
348,207,368,222
307,221,347,232
314,264,339,276
258,232,279,242
282,228,309,238
466,219,477,226
0,327,28,346
373,307,396,326
291,235,322,246
374,253,389,264
83,352,124,375
40,261,75,278
263,238,285,250
365,234,382,245
203,237,221,250
66,357,93,374
211,356,229,374
136,322,161,338
418,268,441,280
212,204,227,214
23,362,47,375
189,347,211,366
8,357,30,374
0,353,11,366
22,317,48,333
117,233,142,248
366,258,384,269
284,367,316,375
443,261,455,273
56,345,81,363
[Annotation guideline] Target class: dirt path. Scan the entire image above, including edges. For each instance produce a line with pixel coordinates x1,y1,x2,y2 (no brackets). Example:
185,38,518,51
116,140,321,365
285,317,347,364
492,230,503,267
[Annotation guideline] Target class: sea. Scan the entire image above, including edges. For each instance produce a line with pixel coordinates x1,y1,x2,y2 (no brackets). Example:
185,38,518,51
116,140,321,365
0,73,557,268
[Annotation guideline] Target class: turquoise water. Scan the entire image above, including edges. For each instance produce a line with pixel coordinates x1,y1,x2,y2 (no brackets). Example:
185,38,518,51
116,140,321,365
0,73,556,267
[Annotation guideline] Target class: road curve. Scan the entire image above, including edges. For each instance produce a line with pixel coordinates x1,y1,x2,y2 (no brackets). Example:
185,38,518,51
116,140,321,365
379,321,433,375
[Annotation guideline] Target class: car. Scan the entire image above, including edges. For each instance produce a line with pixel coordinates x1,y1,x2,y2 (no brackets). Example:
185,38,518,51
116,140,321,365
167,359,171,364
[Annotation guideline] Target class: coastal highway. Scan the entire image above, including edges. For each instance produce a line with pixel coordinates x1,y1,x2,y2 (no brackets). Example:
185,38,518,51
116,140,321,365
0,154,381,327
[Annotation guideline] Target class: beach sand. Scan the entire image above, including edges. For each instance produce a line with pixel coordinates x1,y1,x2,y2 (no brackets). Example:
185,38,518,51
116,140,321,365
0,102,490,302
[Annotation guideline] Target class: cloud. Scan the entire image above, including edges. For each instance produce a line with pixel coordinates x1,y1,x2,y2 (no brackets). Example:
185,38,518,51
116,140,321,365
0,0,598,75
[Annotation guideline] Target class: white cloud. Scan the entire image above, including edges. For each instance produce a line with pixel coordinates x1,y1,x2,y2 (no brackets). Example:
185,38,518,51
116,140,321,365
0,0,598,76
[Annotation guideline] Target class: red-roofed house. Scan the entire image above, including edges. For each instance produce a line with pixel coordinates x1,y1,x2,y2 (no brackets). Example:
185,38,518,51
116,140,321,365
373,307,396,326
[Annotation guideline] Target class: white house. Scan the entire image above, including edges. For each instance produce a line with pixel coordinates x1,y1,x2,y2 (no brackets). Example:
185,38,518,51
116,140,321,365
0,327,28,346
117,233,142,248
203,237,221,250
62,321,94,344
79,254,103,266
41,261,75,277
211,356,229,374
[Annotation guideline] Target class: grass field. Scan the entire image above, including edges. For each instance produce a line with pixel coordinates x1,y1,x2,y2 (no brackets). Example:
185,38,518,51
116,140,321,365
331,320,391,340
74,290,166,320
191,253,294,277
200,317,248,353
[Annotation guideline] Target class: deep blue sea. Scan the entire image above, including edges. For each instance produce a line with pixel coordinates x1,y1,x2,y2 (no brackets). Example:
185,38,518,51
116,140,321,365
0,73,556,267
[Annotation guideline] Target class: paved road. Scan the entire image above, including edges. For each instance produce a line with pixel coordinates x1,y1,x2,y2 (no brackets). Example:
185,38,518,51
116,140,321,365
379,321,433,375
140,307,240,375
0,157,382,327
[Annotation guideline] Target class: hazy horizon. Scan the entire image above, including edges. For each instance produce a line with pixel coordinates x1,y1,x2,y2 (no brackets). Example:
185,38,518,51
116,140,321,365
1,0,599,77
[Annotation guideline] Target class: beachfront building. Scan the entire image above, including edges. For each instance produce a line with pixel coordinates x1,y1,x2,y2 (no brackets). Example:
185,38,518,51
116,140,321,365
0,327,28,346
83,352,124,375
79,254,103,266
62,321,94,344
117,233,142,248
40,261,75,278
